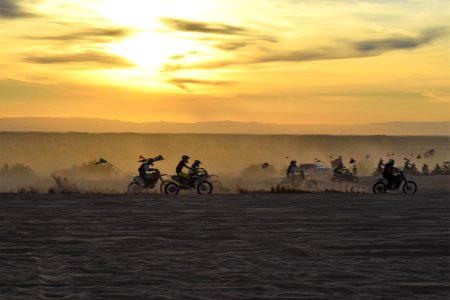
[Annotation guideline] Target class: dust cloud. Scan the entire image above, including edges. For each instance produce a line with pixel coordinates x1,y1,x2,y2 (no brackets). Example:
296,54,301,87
0,133,448,194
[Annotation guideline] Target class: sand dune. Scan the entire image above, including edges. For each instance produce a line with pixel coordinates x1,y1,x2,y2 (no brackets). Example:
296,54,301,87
0,180,448,299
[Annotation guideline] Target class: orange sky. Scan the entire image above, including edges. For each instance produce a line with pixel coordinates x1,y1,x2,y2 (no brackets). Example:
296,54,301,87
0,0,449,124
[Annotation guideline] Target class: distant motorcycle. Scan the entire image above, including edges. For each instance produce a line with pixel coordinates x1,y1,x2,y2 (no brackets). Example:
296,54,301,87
372,170,417,194
332,168,358,183
127,168,171,194
165,168,213,194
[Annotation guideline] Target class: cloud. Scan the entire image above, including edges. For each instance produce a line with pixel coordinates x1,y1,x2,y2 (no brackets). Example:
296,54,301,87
216,41,250,51
27,27,132,43
24,51,134,68
354,27,448,54
160,17,248,35
0,0,33,18
177,27,448,70
168,77,232,92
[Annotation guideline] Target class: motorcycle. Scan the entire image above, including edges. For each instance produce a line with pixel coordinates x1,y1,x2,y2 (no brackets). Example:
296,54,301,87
372,170,417,194
127,168,171,194
332,167,358,183
165,168,213,194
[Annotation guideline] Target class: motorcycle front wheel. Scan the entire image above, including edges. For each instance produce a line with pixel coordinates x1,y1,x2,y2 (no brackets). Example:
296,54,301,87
403,181,417,194
127,182,142,194
197,181,213,194
373,182,386,194
165,182,180,195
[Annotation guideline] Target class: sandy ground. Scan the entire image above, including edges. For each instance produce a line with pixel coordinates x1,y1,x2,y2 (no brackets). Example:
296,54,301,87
0,179,449,299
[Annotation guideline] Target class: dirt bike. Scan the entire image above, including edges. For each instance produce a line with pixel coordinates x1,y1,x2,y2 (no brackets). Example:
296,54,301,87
165,168,213,194
372,170,417,194
127,168,171,194
332,168,358,183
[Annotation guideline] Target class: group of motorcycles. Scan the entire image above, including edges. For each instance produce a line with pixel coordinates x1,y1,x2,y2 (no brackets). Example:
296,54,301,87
127,156,418,195
127,157,214,195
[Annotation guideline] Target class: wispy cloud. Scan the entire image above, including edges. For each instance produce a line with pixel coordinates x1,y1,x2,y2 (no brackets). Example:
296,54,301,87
0,0,33,18
354,27,447,54
174,27,448,70
26,27,132,43
160,18,247,35
24,51,134,68
168,77,232,92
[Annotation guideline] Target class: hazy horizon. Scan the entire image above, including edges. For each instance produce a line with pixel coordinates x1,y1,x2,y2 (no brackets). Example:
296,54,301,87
0,117,449,135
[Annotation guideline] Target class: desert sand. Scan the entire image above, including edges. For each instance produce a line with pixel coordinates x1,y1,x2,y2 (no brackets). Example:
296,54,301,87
0,176,449,299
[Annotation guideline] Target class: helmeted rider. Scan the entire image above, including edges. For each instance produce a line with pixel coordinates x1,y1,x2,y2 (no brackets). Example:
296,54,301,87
383,159,400,187
333,163,346,176
176,155,194,185
287,160,298,177
138,158,155,183
189,160,202,175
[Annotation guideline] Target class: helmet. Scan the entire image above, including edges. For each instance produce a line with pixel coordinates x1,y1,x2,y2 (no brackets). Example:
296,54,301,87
389,159,395,164
290,160,297,165
182,155,190,161
193,160,201,165
146,158,154,165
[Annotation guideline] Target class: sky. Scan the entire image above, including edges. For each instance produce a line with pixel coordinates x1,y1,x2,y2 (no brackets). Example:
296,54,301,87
0,0,449,124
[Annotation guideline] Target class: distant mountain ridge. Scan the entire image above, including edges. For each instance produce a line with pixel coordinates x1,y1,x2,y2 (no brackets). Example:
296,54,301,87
0,117,448,136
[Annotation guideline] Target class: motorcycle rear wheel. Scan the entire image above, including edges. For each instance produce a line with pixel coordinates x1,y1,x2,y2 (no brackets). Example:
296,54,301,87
159,180,171,194
373,182,386,194
403,181,417,194
197,181,213,194
127,182,142,194
165,182,180,195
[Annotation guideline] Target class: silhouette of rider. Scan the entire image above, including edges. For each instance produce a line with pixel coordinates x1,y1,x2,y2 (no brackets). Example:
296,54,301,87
138,158,155,185
176,155,194,185
189,160,202,175
383,159,400,187
287,160,298,177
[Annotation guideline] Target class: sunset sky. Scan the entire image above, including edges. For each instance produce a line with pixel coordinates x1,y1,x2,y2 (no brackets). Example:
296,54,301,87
0,0,448,124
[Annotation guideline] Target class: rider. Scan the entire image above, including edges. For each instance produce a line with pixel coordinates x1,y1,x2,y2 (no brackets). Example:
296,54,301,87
377,158,384,174
189,160,202,175
176,155,194,186
383,159,400,187
287,160,298,177
333,163,346,177
138,158,156,185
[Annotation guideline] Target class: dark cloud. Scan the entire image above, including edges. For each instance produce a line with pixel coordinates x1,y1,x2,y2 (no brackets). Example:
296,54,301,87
179,27,448,70
355,27,448,53
24,51,134,68
168,77,232,92
0,0,33,18
160,17,247,35
27,27,132,43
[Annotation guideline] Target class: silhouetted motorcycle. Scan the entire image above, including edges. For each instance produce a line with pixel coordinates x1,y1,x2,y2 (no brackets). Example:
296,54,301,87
372,170,417,194
332,168,358,183
165,168,213,194
127,168,171,194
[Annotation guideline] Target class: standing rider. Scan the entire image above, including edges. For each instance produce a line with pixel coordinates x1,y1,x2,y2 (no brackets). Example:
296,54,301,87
176,155,194,186
287,160,298,177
